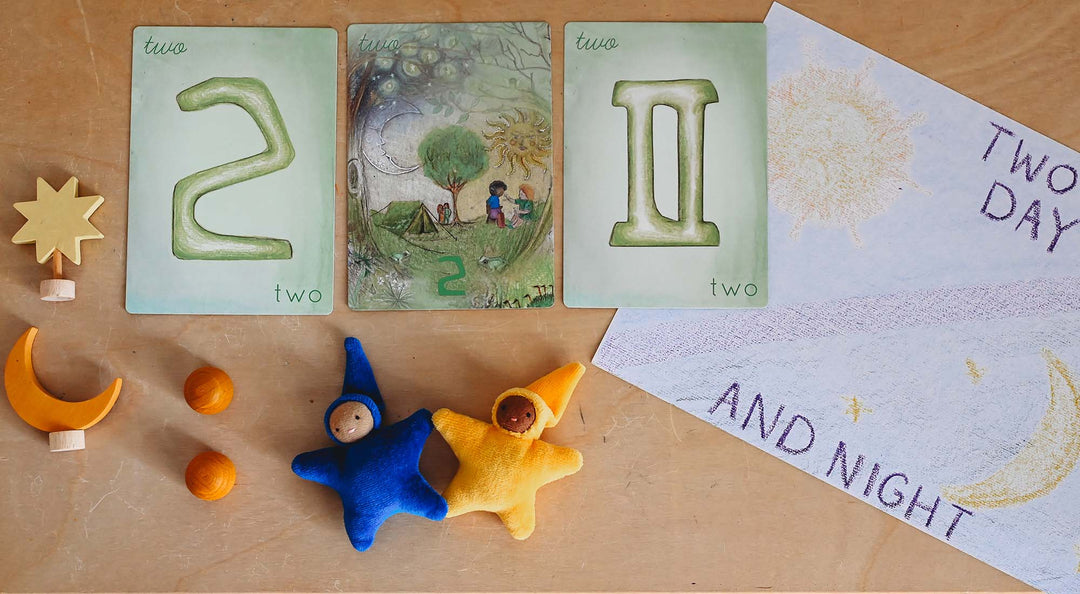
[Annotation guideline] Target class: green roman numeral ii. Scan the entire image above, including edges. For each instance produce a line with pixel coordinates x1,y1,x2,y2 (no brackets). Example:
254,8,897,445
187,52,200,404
610,79,720,247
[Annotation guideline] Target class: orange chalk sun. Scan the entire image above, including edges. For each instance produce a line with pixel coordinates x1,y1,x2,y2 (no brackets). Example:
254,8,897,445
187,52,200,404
769,46,927,245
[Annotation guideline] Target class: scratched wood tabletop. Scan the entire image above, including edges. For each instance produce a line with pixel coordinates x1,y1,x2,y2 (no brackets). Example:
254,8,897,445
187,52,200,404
0,0,1071,591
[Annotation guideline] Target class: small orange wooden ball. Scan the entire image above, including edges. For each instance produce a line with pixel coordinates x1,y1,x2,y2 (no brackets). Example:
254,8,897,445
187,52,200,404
184,366,234,415
185,451,236,501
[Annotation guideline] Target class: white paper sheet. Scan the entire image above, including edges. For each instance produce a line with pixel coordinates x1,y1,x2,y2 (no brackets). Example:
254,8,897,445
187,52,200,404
595,5,1080,591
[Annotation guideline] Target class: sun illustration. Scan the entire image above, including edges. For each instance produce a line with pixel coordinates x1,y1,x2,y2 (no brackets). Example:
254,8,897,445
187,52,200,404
484,108,551,179
769,43,927,245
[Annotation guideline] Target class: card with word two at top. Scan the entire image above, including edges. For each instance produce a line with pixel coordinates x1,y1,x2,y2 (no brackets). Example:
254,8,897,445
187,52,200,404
126,27,337,314
563,23,768,308
345,23,555,310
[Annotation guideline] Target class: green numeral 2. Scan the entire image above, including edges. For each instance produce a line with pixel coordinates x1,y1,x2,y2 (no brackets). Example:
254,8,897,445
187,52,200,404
172,77,295,260
437,255,466,296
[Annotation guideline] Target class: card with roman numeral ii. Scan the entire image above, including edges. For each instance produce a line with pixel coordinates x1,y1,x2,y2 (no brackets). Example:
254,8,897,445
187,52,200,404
564,22,767,308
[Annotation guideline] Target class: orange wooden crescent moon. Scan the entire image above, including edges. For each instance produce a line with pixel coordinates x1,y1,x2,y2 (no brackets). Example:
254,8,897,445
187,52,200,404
4,327,121,432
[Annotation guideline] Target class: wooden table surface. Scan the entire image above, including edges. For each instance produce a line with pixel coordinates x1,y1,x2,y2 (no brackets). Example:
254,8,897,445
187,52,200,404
0,0,1068,591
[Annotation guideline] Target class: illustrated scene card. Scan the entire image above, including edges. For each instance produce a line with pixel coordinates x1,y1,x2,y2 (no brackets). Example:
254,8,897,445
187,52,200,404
596,4,1080,593
345,23,555,310
563,22,768,308
127,27,337,315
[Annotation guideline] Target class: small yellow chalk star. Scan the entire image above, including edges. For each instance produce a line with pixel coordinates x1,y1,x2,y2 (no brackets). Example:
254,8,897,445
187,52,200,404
843,395,872,423
966,358,986,384
12,177,104,265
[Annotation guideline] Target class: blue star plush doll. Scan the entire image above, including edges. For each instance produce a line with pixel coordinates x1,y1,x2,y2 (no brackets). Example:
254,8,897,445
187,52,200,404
292,337,447,551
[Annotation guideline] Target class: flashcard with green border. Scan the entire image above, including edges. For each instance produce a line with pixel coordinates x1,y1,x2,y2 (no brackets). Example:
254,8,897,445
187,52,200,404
563,23,768,308
127,27,336,314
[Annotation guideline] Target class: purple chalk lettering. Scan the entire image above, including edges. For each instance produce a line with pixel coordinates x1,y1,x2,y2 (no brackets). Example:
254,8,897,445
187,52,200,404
982,122,1015,161
1048,207,1080,254
862,463,881,498
945,505,973,540
1010,139,1049,182
903,485,941,528
826,441,865,489
981,181,1016,221
775,415,815,455
877,472,909,508
708,382,740,419
741,393,785,440
1047,164,1078,195
1014,199,1041,240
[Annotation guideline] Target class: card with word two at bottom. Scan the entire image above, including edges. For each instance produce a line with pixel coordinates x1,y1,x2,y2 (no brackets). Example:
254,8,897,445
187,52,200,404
345,23,555,310
127,27,337,315
563,23,768,308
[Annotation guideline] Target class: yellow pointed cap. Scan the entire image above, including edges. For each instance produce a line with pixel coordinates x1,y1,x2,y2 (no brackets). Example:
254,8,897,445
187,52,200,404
525,362,586,427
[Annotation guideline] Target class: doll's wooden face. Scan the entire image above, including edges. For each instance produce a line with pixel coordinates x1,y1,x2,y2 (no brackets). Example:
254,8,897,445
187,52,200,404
329,401,375,443
497,395,536,434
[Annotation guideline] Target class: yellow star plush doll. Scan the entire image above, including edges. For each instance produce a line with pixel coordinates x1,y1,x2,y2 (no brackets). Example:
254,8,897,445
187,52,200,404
432,362,586,540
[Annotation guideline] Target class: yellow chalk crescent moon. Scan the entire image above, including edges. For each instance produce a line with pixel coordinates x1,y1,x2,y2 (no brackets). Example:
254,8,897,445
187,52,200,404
942,348,1080,509
4,327,121,432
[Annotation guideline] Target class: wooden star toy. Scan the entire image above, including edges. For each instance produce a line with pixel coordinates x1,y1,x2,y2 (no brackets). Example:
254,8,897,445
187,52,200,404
432,362,587,540
12,177,105,301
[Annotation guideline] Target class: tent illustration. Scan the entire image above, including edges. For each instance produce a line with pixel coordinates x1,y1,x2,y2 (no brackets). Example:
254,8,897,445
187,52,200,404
373,201,446,237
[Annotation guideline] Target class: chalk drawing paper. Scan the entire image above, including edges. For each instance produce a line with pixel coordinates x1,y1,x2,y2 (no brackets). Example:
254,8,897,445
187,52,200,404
595,4,1080,592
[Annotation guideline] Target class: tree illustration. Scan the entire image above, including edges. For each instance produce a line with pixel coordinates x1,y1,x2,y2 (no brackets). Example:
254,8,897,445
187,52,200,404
418,126,488,224
347,23,552,251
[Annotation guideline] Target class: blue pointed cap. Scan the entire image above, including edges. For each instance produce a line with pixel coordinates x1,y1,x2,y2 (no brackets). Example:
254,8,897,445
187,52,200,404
342,337,385,415
320,338,388,445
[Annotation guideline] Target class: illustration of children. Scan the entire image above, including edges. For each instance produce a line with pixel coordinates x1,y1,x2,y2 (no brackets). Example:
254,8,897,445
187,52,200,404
487,180,507,228
442,203,452,225
510,184,536,227
437,203,446,225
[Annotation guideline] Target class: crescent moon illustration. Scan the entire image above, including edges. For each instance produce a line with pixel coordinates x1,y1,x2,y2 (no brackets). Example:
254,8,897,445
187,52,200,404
362,99,422,175
4,327,122,432
942,348,1080,508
